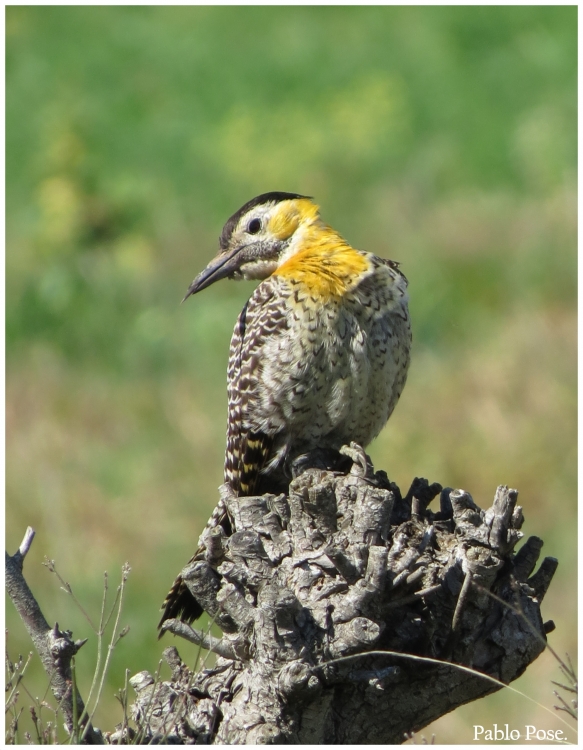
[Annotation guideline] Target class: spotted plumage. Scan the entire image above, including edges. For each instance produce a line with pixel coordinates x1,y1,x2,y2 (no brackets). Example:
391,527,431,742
159,192,411,633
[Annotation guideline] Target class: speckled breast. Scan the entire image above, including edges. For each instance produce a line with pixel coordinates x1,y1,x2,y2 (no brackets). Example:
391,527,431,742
252,261,411,469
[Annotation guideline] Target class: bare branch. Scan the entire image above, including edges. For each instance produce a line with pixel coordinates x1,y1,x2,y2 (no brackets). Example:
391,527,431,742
159,619,237,659
5,535,103,744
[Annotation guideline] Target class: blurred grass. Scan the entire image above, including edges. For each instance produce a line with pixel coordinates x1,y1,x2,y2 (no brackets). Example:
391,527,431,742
5,6,576,743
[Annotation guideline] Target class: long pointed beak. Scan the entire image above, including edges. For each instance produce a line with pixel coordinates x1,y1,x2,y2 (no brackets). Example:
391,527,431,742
182,246,242,302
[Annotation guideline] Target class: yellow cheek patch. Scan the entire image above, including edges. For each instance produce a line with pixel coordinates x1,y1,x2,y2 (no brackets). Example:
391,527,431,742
269,199,319,240
269,208,299,240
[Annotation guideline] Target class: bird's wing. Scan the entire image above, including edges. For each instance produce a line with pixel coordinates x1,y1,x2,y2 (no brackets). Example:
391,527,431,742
225,278,291,495
159,281,293,633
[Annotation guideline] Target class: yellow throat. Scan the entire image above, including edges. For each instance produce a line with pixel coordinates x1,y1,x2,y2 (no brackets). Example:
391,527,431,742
273,201,370,298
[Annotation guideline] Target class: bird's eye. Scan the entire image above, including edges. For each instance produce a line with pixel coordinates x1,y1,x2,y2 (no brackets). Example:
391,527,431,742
247,218,262,235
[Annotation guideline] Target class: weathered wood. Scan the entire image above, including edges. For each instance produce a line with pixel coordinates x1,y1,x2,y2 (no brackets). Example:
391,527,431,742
134,444,557,744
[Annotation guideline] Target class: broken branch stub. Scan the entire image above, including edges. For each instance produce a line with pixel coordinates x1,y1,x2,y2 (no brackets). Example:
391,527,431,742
5,530,102,744
136,444,557,744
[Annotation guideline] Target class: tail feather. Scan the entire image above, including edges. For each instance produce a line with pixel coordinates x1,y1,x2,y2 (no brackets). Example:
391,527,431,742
237,430,272,495
157,495,232,636
158,576,204,636
158,431,275,635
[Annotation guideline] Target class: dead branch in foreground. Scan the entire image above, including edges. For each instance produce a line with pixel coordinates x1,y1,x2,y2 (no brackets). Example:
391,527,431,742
135,444,557,744
5,528,103,744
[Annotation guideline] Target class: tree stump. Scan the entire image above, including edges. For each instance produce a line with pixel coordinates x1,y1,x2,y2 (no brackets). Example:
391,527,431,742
132,444,557,744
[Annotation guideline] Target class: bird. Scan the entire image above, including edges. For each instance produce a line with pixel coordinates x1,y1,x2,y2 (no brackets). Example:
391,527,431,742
158,191,411,632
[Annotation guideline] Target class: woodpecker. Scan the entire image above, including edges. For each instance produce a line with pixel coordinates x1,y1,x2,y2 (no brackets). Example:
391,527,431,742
159,191,411,630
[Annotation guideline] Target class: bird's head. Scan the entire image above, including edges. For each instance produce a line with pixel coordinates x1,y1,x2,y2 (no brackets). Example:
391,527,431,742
184,192,322,300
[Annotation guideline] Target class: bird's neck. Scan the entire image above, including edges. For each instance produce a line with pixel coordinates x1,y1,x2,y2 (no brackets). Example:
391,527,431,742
273,223,370,298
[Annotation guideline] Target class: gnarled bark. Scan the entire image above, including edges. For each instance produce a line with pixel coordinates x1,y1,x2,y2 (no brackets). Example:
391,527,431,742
134,445,557,744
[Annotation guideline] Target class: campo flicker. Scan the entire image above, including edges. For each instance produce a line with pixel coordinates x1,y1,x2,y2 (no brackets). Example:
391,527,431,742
159,192,411,629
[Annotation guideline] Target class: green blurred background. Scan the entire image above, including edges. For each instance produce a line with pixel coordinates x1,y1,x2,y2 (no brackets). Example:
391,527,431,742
6,6,576,743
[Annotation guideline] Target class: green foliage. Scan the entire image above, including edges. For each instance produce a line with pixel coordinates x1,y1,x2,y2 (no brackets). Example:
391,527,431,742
6,6,576,741
6,7,576,365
